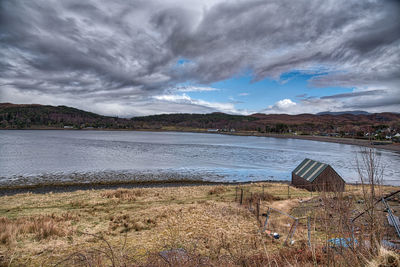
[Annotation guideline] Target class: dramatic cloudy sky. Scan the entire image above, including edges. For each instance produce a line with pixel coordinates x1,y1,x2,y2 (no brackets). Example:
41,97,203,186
0,0,399,116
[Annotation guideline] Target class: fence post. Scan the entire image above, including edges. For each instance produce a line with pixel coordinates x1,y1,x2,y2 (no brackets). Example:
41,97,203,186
351,224,355,249
285,219,298,245
256,199,260,225
262,208,271,232
256,201,260,222
235,187,238,202
307,216,312,248
240,188,243,205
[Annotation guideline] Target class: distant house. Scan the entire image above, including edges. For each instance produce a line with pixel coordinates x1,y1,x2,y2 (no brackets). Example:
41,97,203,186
64,126,73,129
393,133,400,142
291,158,345,192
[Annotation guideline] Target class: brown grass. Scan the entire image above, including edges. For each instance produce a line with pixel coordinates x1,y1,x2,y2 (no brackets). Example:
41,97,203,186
0,213,75,245
100,188,144,201
208,186,226,195
247,192,281,203
367,247,400,267
0,182,399,266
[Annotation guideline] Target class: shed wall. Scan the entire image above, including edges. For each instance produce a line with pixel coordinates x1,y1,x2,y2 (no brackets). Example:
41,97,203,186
312,166,345,192
291,166,345,192
292,173,312,190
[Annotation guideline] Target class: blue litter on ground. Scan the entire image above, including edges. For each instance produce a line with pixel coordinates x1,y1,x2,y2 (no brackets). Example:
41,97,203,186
328,238,358,248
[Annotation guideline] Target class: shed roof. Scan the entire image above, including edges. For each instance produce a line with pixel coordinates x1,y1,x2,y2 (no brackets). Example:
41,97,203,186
292,158,329,182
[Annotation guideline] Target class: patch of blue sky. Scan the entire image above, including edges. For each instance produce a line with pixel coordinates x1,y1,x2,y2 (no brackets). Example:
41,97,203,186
184,71,354,112
176,58,191,65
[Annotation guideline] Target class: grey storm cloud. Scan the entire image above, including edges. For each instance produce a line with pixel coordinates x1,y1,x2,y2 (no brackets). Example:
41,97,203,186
320,90,386,99
0,0,399,116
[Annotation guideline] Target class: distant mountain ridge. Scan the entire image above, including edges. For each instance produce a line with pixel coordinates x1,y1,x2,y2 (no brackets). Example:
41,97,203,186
0,102,134,129
1,103,400,137
317,110,371,116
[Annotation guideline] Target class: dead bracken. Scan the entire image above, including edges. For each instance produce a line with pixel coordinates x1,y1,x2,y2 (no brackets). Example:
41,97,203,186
0,178,399,266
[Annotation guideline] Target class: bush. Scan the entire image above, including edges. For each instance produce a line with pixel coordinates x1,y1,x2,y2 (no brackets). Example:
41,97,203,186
101,188,144,201
0,214,74,244
208,186,226,195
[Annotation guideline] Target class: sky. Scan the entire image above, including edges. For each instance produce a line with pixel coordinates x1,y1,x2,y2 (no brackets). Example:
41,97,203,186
0,0,399,117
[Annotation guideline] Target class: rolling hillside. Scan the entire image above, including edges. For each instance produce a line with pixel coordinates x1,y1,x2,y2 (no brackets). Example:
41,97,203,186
1,103,400,138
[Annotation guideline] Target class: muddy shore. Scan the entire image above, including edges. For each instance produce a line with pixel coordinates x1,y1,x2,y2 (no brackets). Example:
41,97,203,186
246,132,400,152
0,179,290,196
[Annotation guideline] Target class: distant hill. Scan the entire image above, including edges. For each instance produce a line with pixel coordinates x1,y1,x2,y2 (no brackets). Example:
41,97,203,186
131,112,258,130
317,110,370,116
1,103,400,137
0,103,135,129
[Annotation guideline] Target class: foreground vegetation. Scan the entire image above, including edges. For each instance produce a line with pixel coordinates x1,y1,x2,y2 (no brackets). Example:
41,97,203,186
0,182,399,266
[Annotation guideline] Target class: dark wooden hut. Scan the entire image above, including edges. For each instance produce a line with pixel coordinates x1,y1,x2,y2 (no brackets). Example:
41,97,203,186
291,158,345,192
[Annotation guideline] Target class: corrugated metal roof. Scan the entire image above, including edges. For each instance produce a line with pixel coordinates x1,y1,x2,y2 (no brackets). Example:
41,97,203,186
292,158,329,182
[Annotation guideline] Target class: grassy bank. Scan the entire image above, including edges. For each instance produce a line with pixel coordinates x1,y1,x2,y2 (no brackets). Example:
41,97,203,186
0,183,399,266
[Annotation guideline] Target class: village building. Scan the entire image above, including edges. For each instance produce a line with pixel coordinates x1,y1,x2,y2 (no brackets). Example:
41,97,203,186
291,158,345,192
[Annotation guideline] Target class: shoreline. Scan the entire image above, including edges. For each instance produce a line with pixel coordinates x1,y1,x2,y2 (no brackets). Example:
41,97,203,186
233,132,400,152
2,127,399,152
0,179,291,196
0,178,378,197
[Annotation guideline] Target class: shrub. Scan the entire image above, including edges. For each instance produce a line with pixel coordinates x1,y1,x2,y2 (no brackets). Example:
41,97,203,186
0,214,74,244
101,188,144,201
208,186,226,195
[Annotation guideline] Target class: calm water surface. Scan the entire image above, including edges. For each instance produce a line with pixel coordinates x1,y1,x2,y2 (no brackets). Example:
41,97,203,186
0,130,399,186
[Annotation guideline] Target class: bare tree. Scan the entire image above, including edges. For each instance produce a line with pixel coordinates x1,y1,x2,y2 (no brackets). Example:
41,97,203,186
356,147,384,255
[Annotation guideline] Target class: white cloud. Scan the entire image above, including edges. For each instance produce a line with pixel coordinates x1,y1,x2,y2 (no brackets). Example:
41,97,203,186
153,93,249,114
262,86,400,114
263,98,298,113
238,92,249,96
263,98,333,114
173,86,219,92
153,94,192,102
275,99,296,109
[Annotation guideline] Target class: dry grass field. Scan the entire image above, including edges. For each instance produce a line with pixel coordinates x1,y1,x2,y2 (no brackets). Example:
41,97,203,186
0,183,399,266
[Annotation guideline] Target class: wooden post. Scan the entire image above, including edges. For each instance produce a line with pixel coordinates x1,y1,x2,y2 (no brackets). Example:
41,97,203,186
240,188,243,205
262,208,271,232
235,187,238,202
285,219,298,245
256,199,260,225
307,216,311,248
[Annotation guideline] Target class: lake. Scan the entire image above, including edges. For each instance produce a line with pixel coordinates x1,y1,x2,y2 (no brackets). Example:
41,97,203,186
0,130,399,187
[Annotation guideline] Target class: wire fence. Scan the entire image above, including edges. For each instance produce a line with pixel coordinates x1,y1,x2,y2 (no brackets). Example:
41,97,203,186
232,182,349,202
233,183,400,252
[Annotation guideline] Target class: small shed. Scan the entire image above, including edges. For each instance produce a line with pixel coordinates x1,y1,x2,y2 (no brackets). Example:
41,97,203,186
292,158,345,192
